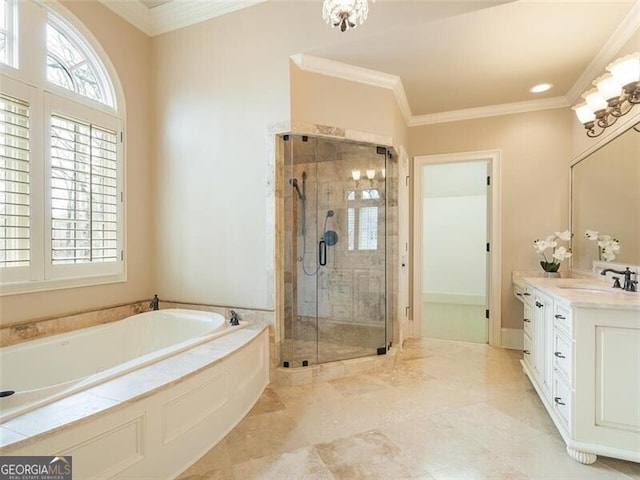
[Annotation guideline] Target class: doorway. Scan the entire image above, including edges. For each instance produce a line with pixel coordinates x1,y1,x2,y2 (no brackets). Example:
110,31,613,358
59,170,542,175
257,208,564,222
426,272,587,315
413,151,501,346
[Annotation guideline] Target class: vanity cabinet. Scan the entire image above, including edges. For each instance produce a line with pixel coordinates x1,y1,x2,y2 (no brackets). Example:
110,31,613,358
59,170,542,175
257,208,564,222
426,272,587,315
518,278,640,465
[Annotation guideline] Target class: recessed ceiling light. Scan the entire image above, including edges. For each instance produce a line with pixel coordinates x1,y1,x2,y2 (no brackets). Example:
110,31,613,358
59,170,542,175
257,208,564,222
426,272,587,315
530,83,553,93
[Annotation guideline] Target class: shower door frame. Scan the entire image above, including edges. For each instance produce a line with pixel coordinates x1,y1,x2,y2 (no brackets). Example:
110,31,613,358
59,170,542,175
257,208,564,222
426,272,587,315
278,133,393,368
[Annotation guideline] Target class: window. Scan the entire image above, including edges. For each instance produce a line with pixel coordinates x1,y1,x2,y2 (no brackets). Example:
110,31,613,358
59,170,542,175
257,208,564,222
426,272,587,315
0,2,123,294
347,189,380,252
0,93,30,267
46,14,114,107
50,115,118,265
0,0,16,67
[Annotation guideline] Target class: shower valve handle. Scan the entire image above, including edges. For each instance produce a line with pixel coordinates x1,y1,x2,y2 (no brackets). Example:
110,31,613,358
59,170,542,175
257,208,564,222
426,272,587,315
319,240,327,266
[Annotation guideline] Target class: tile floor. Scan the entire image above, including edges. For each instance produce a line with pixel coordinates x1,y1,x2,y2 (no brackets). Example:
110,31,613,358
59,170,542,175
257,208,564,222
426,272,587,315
178,337,640,480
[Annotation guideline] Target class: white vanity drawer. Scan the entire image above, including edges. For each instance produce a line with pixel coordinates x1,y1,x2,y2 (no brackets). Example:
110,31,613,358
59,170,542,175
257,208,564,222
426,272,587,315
553,374,572,429
523,303,533,337
554,304,572,338
514,284,533,304
523,332,533,369
553,331,572,382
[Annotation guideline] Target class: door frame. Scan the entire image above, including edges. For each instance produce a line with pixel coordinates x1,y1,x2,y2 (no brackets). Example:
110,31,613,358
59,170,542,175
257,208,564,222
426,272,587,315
412,150,502,347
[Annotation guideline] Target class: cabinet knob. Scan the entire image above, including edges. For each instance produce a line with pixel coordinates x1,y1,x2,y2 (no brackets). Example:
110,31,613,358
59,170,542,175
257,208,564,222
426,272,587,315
536,301,543,308
554,314,566,320
523,350,531,355
554,351,566,359
523,293,531,296
554,397,566,406
523,318,531,323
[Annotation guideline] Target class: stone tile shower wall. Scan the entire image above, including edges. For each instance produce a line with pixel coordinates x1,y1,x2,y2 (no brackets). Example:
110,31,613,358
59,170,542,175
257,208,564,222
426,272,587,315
281,135,398,366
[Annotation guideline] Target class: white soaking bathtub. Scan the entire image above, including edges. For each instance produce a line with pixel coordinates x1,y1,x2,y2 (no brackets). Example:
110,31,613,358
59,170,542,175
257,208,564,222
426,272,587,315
0,308,244,423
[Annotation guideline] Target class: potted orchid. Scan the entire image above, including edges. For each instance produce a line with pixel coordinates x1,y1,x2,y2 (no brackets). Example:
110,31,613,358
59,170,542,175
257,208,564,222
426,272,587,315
533,230,573,276
585,230,620,261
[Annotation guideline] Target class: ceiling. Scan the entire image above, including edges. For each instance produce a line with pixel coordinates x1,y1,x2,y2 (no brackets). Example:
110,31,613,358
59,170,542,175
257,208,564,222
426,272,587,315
101,0,640,120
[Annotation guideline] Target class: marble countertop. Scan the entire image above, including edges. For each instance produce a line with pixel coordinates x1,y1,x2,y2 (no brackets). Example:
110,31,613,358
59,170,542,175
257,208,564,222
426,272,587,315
519,276,640,310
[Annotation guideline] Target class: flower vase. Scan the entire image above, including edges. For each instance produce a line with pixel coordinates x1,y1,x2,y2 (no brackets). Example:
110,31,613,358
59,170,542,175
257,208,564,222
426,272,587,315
540,261,561,278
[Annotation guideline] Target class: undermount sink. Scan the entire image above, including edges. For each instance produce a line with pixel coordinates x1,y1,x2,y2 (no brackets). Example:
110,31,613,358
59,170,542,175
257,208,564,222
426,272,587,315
556,285,613,293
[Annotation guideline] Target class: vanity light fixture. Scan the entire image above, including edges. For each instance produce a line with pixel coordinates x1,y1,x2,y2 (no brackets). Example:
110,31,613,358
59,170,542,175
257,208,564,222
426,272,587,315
366,169,376,180
573,52,640,138
322,0,375,32
381,168,386,179
351,169,361,181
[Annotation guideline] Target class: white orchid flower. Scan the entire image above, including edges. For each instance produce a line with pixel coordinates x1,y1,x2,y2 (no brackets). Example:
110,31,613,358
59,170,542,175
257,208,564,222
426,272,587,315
552,246,572,261
602,249,616,261
553,247,572,261
585,230,599,240
555,230,572,241
598,238,620,251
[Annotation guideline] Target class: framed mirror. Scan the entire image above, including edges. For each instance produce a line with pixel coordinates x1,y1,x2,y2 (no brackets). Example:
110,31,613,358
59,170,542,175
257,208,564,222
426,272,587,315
571,123,640,272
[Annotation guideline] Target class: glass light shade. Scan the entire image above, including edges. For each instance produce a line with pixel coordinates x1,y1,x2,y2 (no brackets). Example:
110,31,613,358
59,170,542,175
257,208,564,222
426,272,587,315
366,169,376,180
351,169,361,181
594,74,622,101
380,168,386,178
573,102,595,124
322,0,375,31
606,52,640,86
583,88,607,112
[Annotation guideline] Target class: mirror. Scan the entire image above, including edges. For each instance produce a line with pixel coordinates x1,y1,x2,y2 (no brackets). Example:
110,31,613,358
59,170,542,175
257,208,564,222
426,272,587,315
571,124,640,272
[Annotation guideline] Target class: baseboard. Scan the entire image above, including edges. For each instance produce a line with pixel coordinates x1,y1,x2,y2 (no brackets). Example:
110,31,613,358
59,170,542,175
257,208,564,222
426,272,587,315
501,328,523,350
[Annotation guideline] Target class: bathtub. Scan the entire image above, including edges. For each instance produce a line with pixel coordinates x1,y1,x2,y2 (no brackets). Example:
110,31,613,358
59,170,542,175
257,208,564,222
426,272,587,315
0,308,244,423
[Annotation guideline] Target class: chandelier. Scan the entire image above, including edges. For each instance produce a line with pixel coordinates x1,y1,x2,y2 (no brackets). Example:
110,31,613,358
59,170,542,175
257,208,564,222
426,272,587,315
573,52,640,138
322,0,376,32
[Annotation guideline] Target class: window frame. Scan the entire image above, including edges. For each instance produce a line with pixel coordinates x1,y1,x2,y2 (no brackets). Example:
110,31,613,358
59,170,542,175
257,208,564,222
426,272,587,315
0,1,125,296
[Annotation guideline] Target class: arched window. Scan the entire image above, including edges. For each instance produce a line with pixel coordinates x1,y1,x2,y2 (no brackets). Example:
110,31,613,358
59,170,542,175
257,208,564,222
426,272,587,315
46,13,115,107
0,1,123,294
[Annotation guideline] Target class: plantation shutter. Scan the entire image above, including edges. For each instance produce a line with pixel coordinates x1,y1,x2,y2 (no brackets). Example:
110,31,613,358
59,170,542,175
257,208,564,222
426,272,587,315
50,114,118,264
0,93,30,268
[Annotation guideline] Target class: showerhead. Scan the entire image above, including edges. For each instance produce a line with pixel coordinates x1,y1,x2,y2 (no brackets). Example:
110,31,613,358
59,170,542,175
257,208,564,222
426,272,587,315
326,210,334,218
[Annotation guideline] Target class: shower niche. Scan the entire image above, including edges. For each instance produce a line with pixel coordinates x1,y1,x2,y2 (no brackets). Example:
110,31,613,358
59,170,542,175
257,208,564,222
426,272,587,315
279,134,396,367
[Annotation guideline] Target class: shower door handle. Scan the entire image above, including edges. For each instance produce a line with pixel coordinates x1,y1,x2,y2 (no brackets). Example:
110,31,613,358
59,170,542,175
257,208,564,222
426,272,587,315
319,240,327,266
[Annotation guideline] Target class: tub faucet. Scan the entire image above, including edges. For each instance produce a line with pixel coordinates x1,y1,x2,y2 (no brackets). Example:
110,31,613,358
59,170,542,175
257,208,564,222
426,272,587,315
149,294,160,310
600,267,637,292
229,310,240,326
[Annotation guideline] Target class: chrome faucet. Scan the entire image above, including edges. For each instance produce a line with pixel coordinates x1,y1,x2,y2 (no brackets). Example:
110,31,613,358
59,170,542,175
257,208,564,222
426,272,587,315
149,294,159,310
600,267,637,292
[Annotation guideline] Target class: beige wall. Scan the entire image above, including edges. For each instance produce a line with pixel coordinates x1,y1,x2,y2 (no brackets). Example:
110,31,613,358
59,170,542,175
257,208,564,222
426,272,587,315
290,64,408,149
151,5,409,311
151,5,292,310
0,1,153,326
409,109,573,330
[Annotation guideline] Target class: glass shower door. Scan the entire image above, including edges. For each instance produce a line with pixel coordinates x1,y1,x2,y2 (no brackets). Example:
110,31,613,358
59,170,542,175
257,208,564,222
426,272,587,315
282,135,388,367
315,139,387,363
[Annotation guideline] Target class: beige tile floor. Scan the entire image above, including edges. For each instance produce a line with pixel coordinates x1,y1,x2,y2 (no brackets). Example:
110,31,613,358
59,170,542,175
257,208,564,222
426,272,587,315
178,338,640,480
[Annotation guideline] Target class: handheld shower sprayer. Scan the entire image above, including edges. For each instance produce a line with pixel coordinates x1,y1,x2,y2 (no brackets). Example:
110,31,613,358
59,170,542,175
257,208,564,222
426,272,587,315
289,178,304,201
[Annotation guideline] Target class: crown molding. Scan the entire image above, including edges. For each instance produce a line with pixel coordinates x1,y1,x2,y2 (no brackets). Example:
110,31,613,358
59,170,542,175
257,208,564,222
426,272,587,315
98,0,152,36
98,0,268,37
566,0,640,105
409,96,570,127
290,54,413,125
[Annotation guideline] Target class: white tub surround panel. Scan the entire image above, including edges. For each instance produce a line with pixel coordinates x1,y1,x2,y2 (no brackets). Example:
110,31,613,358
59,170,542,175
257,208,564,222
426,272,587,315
0,325,269,480
518,276,640,465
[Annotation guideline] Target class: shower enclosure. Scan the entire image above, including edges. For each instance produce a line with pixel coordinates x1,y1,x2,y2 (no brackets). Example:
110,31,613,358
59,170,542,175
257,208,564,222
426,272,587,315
279,134,395,367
